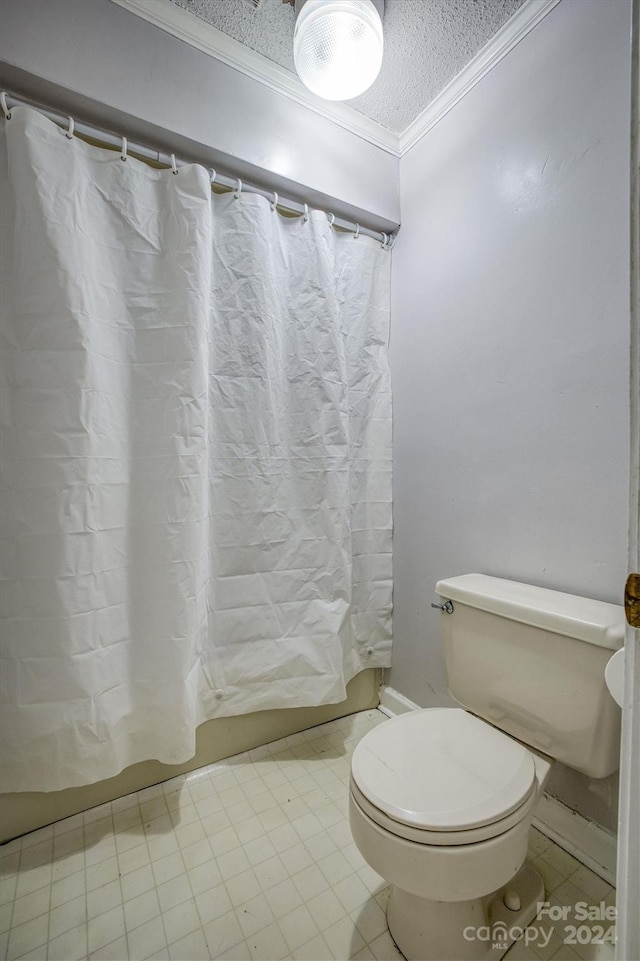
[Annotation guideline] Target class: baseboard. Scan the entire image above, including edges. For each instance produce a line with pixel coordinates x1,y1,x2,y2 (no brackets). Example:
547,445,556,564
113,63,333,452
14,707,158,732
377,685,421,717
532,794,617,886
377,685,618,885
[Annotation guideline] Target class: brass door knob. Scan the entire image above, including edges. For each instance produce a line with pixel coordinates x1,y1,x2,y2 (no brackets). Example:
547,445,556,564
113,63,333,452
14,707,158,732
624,573,640,628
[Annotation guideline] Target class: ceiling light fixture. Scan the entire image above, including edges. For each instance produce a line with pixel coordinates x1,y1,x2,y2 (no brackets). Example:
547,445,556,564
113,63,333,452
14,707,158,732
293,0,384,102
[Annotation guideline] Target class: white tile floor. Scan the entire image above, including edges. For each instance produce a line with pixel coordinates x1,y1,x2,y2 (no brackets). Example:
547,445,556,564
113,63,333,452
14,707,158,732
0,710,616,961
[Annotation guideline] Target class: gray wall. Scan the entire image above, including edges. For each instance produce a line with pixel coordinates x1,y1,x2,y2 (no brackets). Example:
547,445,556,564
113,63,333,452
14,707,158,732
390,0,631,832
0,0,399,232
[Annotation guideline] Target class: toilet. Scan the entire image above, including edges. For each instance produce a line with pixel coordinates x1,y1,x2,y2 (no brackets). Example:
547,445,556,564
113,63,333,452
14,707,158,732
349,574,624,961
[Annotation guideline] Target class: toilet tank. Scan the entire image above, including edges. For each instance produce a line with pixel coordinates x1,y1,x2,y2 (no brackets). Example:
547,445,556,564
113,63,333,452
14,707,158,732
435,574,625,779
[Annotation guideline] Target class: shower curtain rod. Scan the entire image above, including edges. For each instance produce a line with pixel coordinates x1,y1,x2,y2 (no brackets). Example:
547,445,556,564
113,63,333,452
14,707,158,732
1,92,395,249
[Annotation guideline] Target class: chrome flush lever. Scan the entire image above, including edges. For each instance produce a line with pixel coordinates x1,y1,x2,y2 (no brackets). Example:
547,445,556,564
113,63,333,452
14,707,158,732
431,600,454,614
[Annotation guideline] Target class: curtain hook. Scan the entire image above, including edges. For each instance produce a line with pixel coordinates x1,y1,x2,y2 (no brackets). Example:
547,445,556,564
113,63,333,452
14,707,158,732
0,92,11,120
354,223,360,240
66,116,75,140
209,168,217,185
120,136,128,161
270,191,278,212
170,153,178,175
381,232,388,249
328,213,335,229
234,178,242,199
303,203,309,223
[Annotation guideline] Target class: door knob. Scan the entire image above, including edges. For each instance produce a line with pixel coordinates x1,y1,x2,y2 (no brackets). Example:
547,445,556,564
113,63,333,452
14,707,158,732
624,573,640,628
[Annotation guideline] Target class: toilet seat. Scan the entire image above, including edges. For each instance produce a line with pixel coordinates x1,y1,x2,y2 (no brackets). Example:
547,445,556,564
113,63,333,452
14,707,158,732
350,776,538,845
350,708,537,845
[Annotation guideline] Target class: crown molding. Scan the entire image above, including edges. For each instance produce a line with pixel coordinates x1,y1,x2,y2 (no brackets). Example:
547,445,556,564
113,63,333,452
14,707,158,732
108,0,401,157
109,0,562,160
398,0,563,155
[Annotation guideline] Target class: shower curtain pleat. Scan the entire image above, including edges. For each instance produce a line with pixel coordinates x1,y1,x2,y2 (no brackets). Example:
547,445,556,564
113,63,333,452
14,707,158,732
0,107,392,794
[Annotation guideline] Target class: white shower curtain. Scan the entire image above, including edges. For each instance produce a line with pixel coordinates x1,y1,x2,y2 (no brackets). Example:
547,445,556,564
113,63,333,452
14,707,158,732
0,108,392,793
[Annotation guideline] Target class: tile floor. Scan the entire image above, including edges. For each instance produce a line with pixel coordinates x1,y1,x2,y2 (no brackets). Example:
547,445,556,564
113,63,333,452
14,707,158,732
0,710,616,961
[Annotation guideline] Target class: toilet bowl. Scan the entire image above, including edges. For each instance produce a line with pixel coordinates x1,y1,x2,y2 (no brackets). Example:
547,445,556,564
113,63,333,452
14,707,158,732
349,708,551,960
349,574,624,961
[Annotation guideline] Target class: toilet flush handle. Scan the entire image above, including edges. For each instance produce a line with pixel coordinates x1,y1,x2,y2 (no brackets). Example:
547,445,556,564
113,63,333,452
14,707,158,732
431,600,454,614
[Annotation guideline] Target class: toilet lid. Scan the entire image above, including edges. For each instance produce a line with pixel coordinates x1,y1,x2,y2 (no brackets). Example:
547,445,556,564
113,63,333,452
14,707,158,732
351,708,536,832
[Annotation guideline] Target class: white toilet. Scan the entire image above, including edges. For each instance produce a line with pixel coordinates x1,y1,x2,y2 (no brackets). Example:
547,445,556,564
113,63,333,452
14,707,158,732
349,574,624,961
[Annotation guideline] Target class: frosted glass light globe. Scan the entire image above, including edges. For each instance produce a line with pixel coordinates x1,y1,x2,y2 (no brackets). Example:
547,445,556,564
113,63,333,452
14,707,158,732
294,0,384,102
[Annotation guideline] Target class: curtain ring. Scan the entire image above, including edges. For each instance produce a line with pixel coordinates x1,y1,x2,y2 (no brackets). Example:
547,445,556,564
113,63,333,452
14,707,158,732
170,153,178,175
303,203,309,223
66,116,75,140
120,136,128,161
234,178,242,199
328,213,335,229
0,92,11,120
354,223,360,240
209,168,217,185
270,191,278,212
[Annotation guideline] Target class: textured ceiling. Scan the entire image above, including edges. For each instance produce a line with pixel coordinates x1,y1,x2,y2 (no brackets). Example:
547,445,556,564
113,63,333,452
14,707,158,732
169,0,526,134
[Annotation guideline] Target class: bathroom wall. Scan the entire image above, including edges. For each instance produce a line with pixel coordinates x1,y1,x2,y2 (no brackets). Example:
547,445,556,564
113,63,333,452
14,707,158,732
0,0,399,232
390,0,631,833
